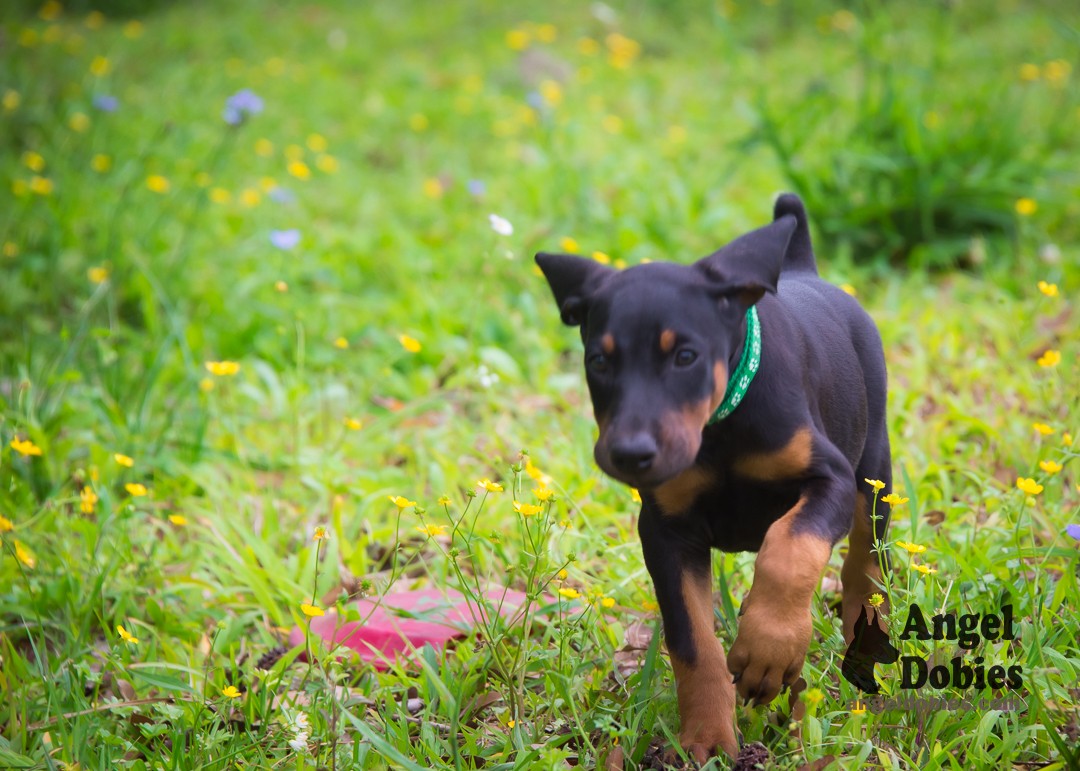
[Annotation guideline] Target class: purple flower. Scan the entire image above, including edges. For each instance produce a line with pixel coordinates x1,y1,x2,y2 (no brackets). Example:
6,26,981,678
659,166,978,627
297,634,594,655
223,89,264,124
270,229,301,250
467,179,486,196
93,94,119,113
1067,524,1080,541
268,186,296,204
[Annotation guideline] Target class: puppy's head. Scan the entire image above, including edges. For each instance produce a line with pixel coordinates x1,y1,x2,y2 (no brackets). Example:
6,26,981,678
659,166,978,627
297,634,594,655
536,212,796,489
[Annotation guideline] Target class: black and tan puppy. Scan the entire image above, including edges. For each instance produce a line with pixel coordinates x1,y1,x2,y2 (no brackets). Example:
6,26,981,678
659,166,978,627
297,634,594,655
536,194,893,760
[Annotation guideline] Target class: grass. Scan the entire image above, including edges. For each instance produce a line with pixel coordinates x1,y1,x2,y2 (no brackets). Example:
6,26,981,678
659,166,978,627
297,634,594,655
1,0,1079,768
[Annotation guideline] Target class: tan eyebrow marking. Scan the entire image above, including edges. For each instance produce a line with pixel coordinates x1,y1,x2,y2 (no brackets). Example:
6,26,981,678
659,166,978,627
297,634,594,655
660,329,676,353
601,333,615,354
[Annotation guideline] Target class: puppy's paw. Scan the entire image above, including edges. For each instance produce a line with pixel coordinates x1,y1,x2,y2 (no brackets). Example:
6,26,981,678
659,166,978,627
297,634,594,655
727,603,813,706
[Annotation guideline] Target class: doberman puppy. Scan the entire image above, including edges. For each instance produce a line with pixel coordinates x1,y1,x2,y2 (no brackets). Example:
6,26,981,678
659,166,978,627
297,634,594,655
535,194,893,760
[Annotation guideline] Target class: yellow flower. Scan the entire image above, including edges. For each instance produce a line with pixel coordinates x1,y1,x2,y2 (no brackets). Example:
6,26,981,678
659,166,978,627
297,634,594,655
221,685,241,699
10,438,42,456
209,187,231,204
592,251,611,265
1039,460,1063,474
255,138,274,156
123,20,144,39
840,284,857,296
3,90,20,111
532,486,554,501
306,133,328,152
881,493,909,506
1016,477,1043,495
3,242,19,257
895,541,926,555
536,23,557,42
1019,62,1041,81
205,361,241,376
112,454,135,470
513,501,543,517
90,55,111,76
69,112,90,132
477,479,504,492
301,604,324,617
864,478,885,491
869,593,884,607
169,515,187,525
1038,281,1059,297
601,597,615,608
29,177,54,195
288,161,311,180
80,488,98,514
91,154,112,173
1033,423,1054,435
630,488,641,503
422,178,442,198
399,334,421,353
558,588,580,599
539,79,563,107
409,113,429,132
0,515,14,533
274,280,288,293
1037,350,1061,367
239,188,261,207
344,418,362,430
334,337,349,349
1064,433,1073,446
912,563,937,575
577,36,599,55
199,378,214,392
438,495,452,506
414,523,447,537
387,496,417,511
15,541,35,568
559,237,579,253
265,57,285,76
642,600,660,612
313,526,328,540
125,483,147,497
40,1,62,20
316,154,339,173
146,175,170,193
506,29,530,50
1015,198,1037,216
116,625,139,645
601,115,623,134
22,152,45,172
525,459,552,485
557,569,568,580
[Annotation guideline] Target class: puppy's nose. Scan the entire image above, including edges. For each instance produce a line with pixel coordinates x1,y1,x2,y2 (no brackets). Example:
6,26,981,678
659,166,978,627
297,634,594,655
609,434,657,474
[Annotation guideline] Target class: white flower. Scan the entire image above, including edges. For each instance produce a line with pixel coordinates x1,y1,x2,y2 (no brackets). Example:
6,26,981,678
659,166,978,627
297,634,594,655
292,712,310,731
478,365,500,389
288,733,308,753
489,214,513,236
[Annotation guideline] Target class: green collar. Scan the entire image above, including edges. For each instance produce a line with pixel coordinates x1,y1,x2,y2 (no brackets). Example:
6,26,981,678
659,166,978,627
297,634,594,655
708,306,761,424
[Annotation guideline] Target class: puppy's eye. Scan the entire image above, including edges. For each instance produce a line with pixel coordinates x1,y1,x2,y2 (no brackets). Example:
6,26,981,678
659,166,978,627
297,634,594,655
587,353,609,373
674,349,697,367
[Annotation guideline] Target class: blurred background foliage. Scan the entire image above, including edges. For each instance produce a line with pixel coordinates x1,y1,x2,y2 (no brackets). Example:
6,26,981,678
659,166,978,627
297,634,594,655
0,1,1078,767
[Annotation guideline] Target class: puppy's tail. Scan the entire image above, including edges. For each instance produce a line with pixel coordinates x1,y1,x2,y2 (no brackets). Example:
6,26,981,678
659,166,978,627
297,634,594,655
773,193,817,275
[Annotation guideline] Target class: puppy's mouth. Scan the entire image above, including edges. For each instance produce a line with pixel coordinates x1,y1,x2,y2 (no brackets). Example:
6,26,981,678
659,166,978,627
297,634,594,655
594,433,701,490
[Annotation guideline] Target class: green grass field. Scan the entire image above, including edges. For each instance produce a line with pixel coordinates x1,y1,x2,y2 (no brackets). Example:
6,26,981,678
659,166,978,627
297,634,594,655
2,1,1079,768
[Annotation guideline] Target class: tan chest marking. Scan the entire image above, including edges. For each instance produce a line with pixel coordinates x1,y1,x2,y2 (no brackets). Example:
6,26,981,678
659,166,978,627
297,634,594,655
732,426,813,481
654,466,715,515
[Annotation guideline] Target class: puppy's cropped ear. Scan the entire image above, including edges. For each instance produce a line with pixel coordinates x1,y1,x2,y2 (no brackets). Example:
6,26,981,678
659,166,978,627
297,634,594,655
535,253,616,326
694,214,797,306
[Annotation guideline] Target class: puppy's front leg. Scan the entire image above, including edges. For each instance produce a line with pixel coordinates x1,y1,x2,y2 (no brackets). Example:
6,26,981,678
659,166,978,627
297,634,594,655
727,464,852,706
639,511,738,760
